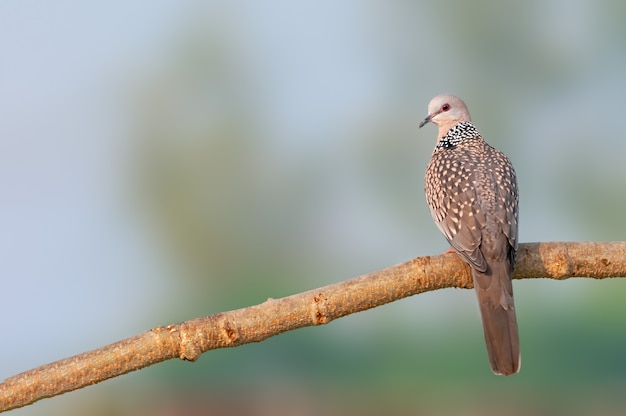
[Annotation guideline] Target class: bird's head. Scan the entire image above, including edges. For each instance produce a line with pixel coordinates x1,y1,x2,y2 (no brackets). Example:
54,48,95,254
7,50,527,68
419,94,471,130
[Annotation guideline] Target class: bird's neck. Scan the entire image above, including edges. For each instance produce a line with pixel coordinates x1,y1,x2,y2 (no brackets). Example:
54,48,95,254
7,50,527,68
435,121,481,151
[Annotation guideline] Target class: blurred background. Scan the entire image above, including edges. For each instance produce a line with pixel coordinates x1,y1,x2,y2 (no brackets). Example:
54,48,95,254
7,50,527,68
2,1,626,415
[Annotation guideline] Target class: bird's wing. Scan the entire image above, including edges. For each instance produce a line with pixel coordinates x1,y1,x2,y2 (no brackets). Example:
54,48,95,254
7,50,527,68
434,187,488,272
490,147,519,265
425,151,488,272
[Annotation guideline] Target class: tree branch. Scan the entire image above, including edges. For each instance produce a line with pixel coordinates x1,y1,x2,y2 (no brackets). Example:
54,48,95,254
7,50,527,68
1,241,625,412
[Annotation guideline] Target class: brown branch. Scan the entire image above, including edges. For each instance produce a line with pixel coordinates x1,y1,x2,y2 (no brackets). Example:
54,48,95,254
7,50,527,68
1,241,625,412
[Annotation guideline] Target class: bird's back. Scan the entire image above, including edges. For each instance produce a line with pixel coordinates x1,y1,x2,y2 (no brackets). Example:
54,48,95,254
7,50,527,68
424,121,518,271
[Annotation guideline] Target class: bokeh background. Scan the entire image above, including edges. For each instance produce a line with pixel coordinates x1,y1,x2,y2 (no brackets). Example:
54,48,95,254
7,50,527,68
2,1,626,415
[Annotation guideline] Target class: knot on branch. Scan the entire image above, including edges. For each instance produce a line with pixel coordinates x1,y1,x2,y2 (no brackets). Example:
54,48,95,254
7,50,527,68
311,293,331,324
174,323,202,361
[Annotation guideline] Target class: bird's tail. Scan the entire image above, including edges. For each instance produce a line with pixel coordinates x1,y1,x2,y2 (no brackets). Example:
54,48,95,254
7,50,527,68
472,261,520,376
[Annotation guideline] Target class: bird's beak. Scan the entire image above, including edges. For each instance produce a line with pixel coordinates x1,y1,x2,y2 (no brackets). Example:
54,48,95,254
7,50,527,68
419,114,433,128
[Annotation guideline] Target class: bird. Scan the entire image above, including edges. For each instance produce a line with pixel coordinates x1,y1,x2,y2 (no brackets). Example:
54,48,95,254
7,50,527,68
419,94,520,376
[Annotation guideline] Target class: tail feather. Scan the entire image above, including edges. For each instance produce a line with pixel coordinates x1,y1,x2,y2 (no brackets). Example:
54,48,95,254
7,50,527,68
472,261,520,376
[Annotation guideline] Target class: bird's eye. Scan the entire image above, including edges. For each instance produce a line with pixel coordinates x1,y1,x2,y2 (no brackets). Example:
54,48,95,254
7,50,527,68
442,104,451,112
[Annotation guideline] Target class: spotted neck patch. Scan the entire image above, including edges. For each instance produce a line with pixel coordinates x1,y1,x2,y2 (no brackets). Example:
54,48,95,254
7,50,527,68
434,121,481,151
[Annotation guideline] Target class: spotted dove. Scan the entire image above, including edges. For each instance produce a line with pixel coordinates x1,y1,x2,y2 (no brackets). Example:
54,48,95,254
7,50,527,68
420,94,520,376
